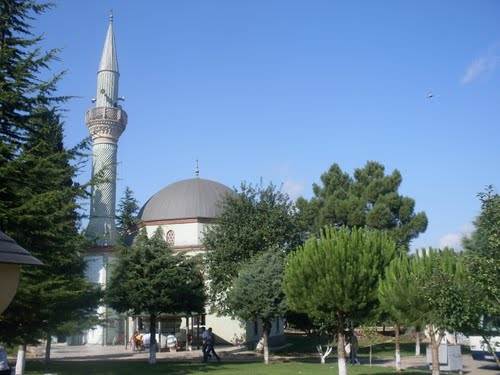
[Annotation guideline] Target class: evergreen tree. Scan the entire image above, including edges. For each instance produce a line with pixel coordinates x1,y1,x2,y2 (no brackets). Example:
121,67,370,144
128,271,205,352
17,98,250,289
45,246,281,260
106,228,205,364
297,161,428,251
204,182,302,312
0,107,101,364
0,0,63,226
116,186,139,240
0,1,100,370
226,249,287,364
283,227,396,375
379,254,425,371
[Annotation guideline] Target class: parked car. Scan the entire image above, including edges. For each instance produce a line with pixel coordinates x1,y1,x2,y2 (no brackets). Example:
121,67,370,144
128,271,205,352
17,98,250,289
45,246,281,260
141,333,169,350
469,336,500,361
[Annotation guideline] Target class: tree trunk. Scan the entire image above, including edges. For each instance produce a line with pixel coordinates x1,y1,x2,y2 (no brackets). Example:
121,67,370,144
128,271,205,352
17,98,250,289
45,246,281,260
415,330,421,356
45,332,52,364
482,335,500,368
317,345,333,364
149,314,157,365
15,344,26,375
429,327,440,375
337,330,347,375
395,323,401,372
185,316,189,351
263,321,270,365
369,344,372,366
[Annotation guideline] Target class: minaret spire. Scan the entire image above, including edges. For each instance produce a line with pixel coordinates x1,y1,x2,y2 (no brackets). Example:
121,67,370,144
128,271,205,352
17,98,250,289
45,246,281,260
96,13,119,108
85,15,127,246
98,12,118,74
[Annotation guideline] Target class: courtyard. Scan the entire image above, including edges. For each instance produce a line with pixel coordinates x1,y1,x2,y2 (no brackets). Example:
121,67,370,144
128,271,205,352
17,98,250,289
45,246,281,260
14,335,499,375
1,1,499,375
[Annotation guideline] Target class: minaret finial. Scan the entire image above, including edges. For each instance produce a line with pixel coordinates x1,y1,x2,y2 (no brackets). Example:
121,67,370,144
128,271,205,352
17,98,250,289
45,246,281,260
195,159,200,177
109,9,113,23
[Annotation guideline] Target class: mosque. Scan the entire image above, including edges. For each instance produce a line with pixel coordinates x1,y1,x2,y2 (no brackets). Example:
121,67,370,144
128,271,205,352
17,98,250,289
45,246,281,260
82,16,284,348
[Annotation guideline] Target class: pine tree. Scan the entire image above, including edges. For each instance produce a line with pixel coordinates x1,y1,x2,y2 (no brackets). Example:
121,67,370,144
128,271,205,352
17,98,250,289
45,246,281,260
283,227,396,375
106,228,206,364
0,0,64,226
0,1,100,370
297,161,428,251
0,106,102,364
116,186,139,240
379,254,425,371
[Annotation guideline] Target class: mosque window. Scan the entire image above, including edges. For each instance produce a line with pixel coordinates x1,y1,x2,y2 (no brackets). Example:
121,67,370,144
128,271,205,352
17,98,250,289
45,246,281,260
166,230,175,246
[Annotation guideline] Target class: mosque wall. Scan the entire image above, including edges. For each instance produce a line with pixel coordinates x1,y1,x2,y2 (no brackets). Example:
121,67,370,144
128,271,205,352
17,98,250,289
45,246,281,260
143,222,206,248
137,222,286,347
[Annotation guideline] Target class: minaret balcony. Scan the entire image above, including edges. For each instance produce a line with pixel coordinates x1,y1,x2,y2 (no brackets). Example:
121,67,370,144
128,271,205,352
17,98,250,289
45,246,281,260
86,107,127,143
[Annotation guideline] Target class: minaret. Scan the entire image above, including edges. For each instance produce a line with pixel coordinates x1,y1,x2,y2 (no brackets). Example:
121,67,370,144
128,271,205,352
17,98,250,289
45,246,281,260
85,13,127,246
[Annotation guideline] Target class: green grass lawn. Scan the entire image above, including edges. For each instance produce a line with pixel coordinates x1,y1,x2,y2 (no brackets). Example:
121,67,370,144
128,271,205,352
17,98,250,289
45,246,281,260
26,361,429,375
358,341,420,359
277,332,423,359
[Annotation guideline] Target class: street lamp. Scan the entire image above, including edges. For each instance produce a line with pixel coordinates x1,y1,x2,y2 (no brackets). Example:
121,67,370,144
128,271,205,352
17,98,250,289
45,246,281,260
0,230,42,314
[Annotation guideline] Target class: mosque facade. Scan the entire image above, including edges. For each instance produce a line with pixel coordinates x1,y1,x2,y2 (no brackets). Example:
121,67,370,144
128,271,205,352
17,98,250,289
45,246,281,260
82,16,284,348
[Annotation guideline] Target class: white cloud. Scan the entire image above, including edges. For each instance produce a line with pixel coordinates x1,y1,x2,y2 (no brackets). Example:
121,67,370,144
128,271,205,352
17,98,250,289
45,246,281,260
461,46,500,85
439,233,463,249
438,223,474,250
282,179,304,200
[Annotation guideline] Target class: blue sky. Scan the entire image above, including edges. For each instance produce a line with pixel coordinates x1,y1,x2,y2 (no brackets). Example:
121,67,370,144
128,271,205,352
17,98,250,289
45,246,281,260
34,1,500,250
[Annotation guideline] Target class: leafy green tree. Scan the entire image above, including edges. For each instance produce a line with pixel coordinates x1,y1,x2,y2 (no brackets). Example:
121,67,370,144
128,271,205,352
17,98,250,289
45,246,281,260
284,227,396,375
379,254,425,371
204,182,302,312
116,186,139,241
106,228,205,364
463,187,500,367
412,248,479,375
0,1,100,371
226,249,286,364
297,161,428,251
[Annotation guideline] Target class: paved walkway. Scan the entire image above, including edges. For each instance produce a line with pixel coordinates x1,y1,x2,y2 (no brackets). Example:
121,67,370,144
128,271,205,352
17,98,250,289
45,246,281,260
27,343,499,374
38,343,257,362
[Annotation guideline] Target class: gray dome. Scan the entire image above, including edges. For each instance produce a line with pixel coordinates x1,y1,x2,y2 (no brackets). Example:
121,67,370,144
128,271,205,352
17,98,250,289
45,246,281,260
139,178,233,222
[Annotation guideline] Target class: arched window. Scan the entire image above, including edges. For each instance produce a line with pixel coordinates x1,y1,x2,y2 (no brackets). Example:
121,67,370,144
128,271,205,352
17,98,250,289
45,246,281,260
166,230,175,246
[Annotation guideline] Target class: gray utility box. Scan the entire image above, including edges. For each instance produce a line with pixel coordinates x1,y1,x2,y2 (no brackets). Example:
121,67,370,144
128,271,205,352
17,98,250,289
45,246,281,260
426,343,463,372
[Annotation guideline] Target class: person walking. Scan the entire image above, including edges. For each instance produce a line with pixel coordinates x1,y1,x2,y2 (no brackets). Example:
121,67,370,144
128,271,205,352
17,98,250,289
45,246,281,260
201,327,210,362
205,327,220,362
350,332,360,364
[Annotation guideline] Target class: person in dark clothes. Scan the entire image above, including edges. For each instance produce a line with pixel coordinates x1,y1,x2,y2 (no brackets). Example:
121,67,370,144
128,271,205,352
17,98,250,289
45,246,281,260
201,327,210,362
0,346,11,375
205,327,220,362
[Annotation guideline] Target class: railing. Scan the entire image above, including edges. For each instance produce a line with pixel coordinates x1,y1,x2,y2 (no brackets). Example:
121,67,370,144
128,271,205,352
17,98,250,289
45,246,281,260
86,107,127,124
